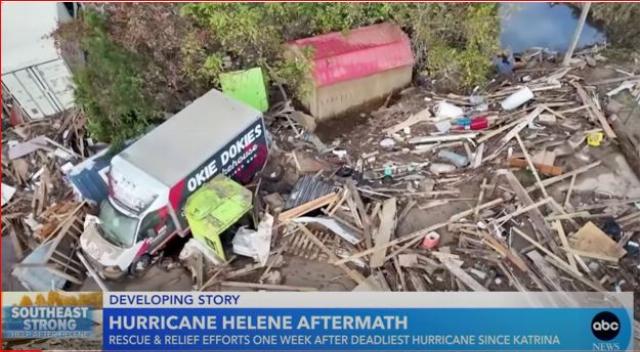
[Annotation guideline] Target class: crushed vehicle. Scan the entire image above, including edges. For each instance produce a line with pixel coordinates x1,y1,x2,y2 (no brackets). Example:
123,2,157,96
79,89,269,279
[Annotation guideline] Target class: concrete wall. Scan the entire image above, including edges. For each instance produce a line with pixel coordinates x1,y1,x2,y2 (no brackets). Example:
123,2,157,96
304,66,412,121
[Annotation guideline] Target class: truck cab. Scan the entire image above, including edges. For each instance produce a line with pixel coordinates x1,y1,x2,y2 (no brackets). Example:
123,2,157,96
80,156,178,279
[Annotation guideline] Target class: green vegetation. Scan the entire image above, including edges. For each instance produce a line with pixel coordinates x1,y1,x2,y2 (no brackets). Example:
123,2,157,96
54,4,500,142
589,4,640,50
55,11,158,145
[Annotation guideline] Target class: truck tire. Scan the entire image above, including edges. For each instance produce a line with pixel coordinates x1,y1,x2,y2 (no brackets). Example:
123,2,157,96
128,254,152,277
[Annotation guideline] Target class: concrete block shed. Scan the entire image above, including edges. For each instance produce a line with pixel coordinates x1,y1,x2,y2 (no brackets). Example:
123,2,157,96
288,22,415,120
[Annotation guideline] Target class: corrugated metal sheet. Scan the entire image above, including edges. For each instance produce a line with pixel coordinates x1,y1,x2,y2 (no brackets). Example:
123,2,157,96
288,23,414,87
2,59,75,119
285,175,337,210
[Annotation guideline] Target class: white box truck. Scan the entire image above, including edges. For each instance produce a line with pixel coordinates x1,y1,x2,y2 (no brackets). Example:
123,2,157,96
79,89,269,279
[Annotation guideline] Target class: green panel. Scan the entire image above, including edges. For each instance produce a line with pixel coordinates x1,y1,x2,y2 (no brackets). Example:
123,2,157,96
220,67,269,112
185,175,253,260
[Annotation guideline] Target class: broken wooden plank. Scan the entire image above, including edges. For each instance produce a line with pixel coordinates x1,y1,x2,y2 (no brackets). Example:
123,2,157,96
553,220,578,272
527,250,563,291
409,133,477,145
439,258,488,292
345,179,373,248
384,108,431,134
278,192,338,222
515,133,549,198
572,82,616,138
511,227,573,270
370,198,397,268
497,170,554,242
508,157,563,176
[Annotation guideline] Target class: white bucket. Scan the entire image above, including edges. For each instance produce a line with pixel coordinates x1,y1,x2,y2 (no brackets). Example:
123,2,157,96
501,87,534,110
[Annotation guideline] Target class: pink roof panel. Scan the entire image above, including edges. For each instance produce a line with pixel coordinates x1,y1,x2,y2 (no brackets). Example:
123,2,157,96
289,23,415,87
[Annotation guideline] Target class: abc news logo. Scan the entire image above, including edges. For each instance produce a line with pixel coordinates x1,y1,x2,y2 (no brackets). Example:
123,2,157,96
591,312,620,341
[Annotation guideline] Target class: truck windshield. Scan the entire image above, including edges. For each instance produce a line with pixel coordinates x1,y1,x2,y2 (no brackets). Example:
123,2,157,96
99,201,138,248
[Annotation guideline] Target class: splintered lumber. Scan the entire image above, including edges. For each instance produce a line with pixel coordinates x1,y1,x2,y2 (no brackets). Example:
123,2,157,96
527,251,563,291
77,252,109,292
278,192,338,221
294,223,367,285
544,256,606,292
409,133,477,145
220,281,317,291
526,161,601,193
345,179,373,248
572,82,616,138
370,198,397,268
384,108,431,134
501,106,544,144
478,231,529,272
562,3,591,66
497,170,554,242
511,227,572,270
439,258,488,292
508,158,563,176
552,220,578,271
515,133,549,198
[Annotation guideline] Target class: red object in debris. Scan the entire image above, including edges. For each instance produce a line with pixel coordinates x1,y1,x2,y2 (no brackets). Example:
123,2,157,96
421,231,441,250
470,116,489,130
288,23,414,87
9,105,25,126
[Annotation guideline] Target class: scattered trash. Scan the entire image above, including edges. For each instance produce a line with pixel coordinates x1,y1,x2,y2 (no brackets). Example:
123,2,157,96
421,231,441,250
500,86,534,110
435,101,464,119
379,138,396,149
435,120,452,133
587,132,604,147
429,163,456,174
2,183,17,206
437,150,468,168
232,213,274,266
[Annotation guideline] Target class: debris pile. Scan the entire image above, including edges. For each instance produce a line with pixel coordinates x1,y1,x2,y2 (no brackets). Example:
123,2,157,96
2,110,96,289
197,55,640,322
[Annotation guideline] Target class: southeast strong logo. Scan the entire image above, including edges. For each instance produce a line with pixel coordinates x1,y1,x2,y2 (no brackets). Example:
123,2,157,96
591,311,620,341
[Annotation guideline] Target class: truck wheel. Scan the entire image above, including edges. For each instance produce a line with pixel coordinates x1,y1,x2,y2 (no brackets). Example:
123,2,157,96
129,254,152,277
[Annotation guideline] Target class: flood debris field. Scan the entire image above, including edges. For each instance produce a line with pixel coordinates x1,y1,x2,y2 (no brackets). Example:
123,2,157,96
2,46,640,342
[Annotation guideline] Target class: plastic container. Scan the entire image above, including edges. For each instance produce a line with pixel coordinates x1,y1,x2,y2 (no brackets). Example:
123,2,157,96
429,163,456,174
500,87,534,110
437,149,469,168
455,116,488,131
435,101,464,119
469,116,489,130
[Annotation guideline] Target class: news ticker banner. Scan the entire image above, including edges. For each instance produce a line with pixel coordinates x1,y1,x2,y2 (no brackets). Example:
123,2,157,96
1,291,635,351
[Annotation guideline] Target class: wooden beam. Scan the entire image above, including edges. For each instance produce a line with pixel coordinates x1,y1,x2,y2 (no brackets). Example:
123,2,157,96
572,82,616,138
562,2,592,66
553,220,578,271
345,179,373,248
439,258,488,292
370,198,397,268
497,170,554,242
278,192,338,221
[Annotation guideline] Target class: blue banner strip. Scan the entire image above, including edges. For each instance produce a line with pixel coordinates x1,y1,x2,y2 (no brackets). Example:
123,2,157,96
103,307,632,351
